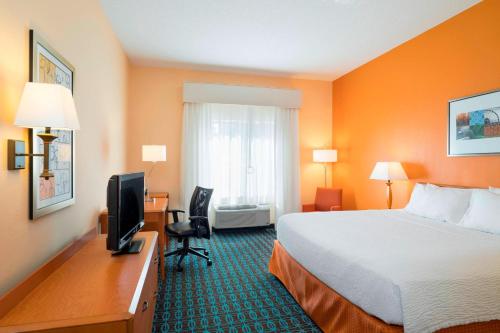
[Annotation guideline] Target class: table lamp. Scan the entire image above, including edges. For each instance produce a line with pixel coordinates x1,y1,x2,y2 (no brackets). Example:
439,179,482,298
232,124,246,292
313,149,337,187
142,145,167,201
8,82,79,179
369,161,408,209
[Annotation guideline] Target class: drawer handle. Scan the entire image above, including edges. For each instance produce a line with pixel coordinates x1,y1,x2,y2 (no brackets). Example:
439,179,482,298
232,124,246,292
153,257,159,264
142,300,149,312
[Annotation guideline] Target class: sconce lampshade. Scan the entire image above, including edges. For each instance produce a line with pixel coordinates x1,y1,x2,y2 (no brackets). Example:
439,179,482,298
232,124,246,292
369,161,408,181
142,145,167,162
15,82,80,130
313,149,337,163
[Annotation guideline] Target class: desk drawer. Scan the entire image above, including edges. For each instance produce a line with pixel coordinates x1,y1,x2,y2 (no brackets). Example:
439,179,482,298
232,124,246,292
132,239,158,333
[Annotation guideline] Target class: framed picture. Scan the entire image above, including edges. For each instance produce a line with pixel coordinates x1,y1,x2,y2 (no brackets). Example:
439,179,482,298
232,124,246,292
448,90,500,156
29,30,76,219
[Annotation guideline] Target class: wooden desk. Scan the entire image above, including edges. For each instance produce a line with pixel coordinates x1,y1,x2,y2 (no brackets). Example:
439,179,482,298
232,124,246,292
99,196,169,280
148,192,168,199
0,232,159,333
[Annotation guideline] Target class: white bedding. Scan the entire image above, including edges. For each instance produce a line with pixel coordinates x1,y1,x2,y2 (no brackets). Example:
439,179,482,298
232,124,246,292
276,209,500,333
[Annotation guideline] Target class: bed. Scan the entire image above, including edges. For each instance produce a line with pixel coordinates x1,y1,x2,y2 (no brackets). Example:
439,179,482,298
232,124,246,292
269,209,500,333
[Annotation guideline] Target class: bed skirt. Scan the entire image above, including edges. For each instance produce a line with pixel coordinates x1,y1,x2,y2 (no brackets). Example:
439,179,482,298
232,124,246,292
268,240,500,333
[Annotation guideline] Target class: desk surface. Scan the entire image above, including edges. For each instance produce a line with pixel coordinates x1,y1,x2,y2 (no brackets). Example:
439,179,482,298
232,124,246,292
0,232,158,329
144,197,168,213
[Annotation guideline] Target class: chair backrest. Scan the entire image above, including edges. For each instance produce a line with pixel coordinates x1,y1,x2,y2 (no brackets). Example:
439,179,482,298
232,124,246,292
315,187,342,211
189,186,214,217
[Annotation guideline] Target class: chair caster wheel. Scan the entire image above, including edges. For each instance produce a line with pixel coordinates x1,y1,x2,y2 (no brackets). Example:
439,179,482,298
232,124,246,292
177,266,183,272
204,250,209,255
207,260,212,266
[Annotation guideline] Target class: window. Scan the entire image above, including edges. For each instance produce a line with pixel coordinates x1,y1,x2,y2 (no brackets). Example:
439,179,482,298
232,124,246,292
182,102,300,219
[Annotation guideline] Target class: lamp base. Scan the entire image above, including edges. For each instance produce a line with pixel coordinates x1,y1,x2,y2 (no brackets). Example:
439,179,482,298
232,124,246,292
144,188,155,202
386,180,393,209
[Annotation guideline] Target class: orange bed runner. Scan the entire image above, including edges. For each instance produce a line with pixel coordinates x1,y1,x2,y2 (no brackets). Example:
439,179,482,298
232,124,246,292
268,240,500,333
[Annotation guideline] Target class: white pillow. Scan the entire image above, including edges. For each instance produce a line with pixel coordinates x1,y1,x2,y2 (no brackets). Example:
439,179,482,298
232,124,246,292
405,183,431,215
489,186,500,194
405,183,471,224
405,183,440,217
426,185,472,224
461,190,500,234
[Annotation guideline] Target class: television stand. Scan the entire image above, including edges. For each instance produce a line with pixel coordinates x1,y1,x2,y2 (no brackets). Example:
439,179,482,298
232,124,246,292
0,232,159,332
113,238,145,255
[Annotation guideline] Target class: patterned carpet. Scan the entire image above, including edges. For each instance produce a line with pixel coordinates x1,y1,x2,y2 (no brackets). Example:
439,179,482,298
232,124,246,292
153,227,321,333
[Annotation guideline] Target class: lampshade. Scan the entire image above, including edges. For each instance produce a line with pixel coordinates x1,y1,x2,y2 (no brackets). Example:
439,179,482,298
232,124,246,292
142,145,167,162
15,82,80,130
313,149,337,163
369,162,408,181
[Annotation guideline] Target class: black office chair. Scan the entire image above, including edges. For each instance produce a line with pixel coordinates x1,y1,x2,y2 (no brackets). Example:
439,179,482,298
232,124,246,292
165,186,214,272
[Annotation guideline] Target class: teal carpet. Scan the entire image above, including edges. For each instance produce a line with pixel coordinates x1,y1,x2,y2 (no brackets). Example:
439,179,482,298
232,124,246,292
153,228,321,333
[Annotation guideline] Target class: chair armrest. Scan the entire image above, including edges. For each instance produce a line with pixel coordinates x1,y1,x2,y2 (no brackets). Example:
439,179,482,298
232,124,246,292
330,205,342,211
168,209,185,213
302,204,315,212
168,209,185,223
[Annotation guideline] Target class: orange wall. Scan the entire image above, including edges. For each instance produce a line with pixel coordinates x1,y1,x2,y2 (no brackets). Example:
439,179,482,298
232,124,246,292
0,0,128,295
332,0,500,210
127,66,332,207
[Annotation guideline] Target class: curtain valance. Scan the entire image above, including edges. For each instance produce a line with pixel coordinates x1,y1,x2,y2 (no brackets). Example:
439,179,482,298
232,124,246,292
183,82,302,109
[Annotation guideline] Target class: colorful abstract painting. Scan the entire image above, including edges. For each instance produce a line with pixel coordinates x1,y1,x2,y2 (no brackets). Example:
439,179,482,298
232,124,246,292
29,30,75,219
448,90,500,156
456,108,500,140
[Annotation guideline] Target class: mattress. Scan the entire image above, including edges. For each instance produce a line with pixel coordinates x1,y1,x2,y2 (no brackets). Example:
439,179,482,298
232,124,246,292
269,239,500,333
276,209,500,332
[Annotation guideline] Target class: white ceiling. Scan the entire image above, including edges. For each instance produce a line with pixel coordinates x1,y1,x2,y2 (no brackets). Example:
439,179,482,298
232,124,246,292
100,0,479,81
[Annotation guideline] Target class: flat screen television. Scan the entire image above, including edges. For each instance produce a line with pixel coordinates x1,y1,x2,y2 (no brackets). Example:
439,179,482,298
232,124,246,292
106,172,145,254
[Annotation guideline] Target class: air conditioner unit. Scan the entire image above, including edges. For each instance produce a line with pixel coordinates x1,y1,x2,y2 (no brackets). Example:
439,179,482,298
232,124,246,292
214,204,271,229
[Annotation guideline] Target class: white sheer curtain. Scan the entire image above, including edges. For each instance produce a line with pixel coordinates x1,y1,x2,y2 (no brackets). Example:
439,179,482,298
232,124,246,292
181,102,300,221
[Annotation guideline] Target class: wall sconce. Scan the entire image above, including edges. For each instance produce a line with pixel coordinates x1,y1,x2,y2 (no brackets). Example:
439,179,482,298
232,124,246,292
8,82,80,179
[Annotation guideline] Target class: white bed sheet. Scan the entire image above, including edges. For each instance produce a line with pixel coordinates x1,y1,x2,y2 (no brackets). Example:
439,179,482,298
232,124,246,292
276,209,500,332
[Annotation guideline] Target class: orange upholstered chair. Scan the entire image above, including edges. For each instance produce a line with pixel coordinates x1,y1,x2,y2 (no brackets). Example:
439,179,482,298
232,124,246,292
302,188,342,212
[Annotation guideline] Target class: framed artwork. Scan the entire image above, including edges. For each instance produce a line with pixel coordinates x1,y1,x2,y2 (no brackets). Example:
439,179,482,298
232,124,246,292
448,90,500,156
29,30,76,219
